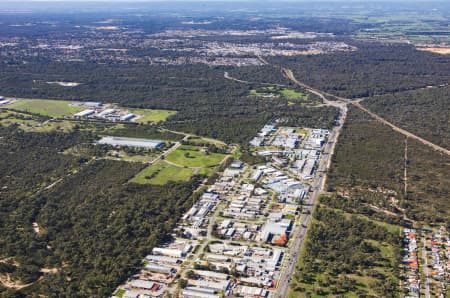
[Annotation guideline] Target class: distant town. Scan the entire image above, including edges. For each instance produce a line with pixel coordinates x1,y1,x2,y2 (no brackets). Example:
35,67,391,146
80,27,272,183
0,2,449,297
0,26,355,67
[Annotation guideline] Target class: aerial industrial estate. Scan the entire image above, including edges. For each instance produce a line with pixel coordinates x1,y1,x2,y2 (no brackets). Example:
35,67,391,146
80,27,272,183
112,123,332,298
0,1,449,298
1,99,152,123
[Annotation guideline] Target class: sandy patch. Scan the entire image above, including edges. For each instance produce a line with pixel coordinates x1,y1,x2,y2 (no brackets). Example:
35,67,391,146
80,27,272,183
417,47,450,55
0,274,38,289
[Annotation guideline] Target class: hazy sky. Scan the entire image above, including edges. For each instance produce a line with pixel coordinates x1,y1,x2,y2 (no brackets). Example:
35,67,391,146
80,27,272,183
0,0,430,2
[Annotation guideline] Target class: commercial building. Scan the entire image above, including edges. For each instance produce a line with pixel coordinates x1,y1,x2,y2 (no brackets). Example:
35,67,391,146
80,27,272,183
230,160,244,169
97,108,116,118
123,290,140,298
97,136,165,149
120,113,136,121
183,288,221,298
259,219,292,243
83,101,103,108
145,264,175,275
237,285,268,298
145,255,182,265
152,247,185,258
130,279,156,290
188,280,231,292
74,109,95,117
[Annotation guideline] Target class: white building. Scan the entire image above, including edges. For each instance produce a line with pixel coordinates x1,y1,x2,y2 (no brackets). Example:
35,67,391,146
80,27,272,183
152,247,184,258
97,136,165,149
74,109,95,117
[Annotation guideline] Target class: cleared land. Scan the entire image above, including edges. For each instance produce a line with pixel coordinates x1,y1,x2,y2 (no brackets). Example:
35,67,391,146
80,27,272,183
101,150,159,163
0,110,39,127
417,47,450,55
2,100,176,123
129,108,177,123
185,136,227,147
280,88,309,100
250,87,309,100
3,99,84,117
130,145,227,185
131,161,194,185
165,145,226,168
0,110,75,133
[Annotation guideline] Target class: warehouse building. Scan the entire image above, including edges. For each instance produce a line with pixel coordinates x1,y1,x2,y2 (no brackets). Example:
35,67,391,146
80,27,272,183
0,98,10,105
97,136,165,149
120,113,136,121
145,264,175,275
74,109,95,118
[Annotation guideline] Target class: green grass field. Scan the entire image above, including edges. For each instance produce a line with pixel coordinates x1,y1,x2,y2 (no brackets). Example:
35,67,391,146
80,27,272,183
115,289,126,298
197,167,214,176
280,88,308,100
165,145,226,168
249,89,273,97
130,161,194,185
129,108,177,123
3,99,84,117
249,87,308,100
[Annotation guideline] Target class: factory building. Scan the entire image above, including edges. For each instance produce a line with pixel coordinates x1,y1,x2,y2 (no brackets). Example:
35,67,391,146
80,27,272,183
97,136,165,149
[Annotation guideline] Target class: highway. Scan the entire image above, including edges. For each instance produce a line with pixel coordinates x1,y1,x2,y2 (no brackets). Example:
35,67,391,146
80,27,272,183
222,62,445,298
275,100,347,298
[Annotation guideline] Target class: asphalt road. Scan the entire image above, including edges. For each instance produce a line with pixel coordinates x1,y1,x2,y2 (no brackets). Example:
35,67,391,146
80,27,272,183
275,100,347,298
422,231,431,298
282,68,450,156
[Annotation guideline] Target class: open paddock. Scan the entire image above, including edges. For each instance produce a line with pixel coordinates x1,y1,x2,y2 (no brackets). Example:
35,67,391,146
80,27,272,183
129,108,177,123
165,145,227,168
130,161,194,185
2,99,84,117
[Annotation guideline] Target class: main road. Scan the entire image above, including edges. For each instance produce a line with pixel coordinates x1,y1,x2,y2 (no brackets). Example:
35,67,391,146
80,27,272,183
275,97,348,298
282,68,450,156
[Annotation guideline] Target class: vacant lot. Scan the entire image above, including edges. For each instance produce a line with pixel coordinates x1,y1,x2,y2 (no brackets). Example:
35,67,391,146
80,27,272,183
165,145,226,168
129,108,177,123
3,99,84,117
249,87,308,101
0,110,76,133
417,47,450,55
0,110,39,127
280,88,308,100
131,161,194,185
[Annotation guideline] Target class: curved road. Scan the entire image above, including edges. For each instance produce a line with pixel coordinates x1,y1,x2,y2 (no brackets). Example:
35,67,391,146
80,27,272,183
223,66,447,297
282,68,450,156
